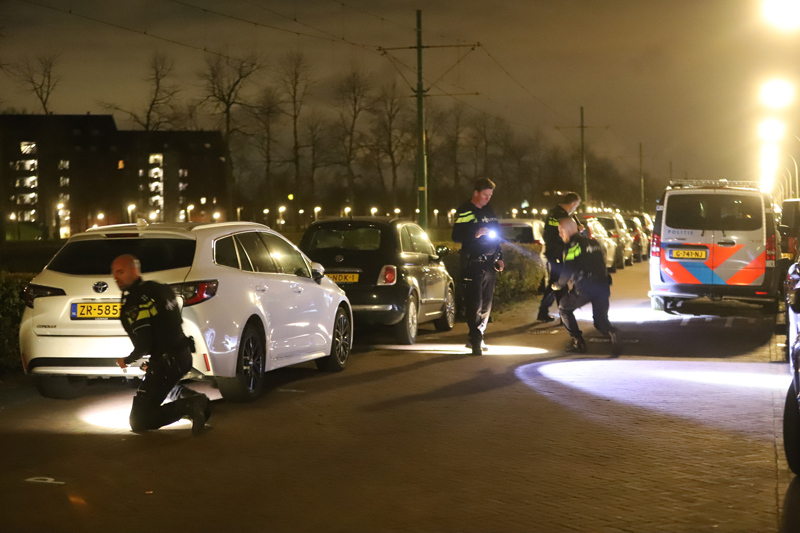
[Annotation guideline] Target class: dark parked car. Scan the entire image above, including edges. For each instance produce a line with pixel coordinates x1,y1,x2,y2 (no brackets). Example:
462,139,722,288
299,217,455,344
623,215,650,262
784,262,800,473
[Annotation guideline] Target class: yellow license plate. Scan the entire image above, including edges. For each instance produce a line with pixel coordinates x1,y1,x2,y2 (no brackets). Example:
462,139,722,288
672,249,707,260
71,302,121,320
327,273,359,283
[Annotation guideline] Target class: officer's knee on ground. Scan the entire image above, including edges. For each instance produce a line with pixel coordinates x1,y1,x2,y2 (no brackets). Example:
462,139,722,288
129,411,151,433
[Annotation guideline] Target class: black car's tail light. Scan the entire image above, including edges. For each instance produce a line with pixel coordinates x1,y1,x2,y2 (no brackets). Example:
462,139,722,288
22,284,66,308
170,280,218,306
377,266,397,286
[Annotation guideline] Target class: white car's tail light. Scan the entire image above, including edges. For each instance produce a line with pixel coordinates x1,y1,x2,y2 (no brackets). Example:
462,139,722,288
170,280,218,306
377,265,397,286
22,284,66,308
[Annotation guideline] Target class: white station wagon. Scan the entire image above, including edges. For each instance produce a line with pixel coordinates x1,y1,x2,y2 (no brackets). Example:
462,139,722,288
20,220,353,401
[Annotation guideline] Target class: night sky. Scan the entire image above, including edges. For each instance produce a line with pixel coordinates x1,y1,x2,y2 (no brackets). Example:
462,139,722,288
0,0,795,187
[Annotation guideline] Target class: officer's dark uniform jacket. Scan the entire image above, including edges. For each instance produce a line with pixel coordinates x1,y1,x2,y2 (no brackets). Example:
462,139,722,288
121,278,190,366
543,205,571,262
557,233,610,292
452,201,503,263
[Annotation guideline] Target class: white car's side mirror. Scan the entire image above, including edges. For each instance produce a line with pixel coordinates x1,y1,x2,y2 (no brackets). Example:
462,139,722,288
311,262,325,283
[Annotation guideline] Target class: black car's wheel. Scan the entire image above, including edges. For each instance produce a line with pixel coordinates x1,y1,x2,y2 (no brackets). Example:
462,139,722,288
625,252,634,266
36,375,87,399
394,293,418,345
434,285,456,331
217,325,266,402
633,249,643,263
315,307,352,372
784,382,800,475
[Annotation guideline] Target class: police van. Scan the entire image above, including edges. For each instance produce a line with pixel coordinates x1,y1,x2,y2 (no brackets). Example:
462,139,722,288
648,180,781,312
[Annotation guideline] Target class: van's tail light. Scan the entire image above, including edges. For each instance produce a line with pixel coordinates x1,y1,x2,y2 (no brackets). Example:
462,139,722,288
651,234,661,258
377,265,397,286
171,280,218,306
22,284,66,308
766,234,776,261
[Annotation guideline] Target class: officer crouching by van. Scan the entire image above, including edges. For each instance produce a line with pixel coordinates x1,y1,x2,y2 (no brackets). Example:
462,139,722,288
555,218,621,355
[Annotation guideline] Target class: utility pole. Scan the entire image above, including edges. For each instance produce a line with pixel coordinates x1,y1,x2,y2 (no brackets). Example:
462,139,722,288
415,9,428,230
580,107,587,209
669,161,673,182
639,142,644,212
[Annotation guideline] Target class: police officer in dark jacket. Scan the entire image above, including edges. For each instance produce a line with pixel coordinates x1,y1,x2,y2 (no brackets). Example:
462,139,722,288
555,218,621,355
537,192,582,323
452,178,505,356
113,254,209,435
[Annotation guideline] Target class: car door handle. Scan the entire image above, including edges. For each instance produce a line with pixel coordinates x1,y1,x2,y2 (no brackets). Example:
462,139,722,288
256,284,267,292
291,283,303,294
717,240,736,247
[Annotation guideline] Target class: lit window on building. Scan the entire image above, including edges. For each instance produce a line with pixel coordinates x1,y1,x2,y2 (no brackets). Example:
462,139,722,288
149,153,163,166
58,160,69,170
149,182,164,194
22,209,36,222
16,193,37,205
179,182,188,191
178,169,188,177
149,168,163,179
20,142,37,154
15,176,37,188
14,160,38,172
58,193,70,203
59,177,69,187
118,160,125,169
138,169,144,177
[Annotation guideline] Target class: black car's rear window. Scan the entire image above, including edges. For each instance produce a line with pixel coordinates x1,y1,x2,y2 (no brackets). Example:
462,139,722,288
48,238,196,275
305,227,383,251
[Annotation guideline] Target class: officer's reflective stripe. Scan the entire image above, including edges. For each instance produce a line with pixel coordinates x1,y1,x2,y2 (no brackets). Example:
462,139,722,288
136,300,158,321
548,218,559,226
565,244,581,261
456,214,476,223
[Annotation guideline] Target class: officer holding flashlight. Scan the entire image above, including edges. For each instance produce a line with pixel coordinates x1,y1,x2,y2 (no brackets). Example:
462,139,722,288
452,178,504,356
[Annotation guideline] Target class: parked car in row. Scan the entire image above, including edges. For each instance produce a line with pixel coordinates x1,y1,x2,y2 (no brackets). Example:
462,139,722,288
649,180,781,312
497,218,546,265
580,213,634,270
299,217,455,345
582,216,618,273
623,215,651,262
20,221,353,400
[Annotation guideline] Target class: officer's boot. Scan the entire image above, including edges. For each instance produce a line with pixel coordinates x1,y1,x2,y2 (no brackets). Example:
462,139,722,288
189,394,210,436
608,327,622,356
565,336,587,354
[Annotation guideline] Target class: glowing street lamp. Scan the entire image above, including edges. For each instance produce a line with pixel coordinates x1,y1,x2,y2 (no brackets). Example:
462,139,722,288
370,207,378,215
186,204,194,222
344,207,351,216
764,0,800,31
511,208,518,218
394,208,401,214
278,205,286,225
97,212,105,220
759,118,786,142
761,79,794,108
314,206,321,221
127,204,136,223
213,212,220,221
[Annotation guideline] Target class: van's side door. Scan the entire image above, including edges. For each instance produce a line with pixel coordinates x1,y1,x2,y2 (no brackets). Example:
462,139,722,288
660,192,716,285
711,191,766,286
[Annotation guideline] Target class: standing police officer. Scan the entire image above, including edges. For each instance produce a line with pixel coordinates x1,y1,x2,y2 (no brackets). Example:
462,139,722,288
113,254,210,435
555,218,621,355
452,178,505,356
536,192,582,323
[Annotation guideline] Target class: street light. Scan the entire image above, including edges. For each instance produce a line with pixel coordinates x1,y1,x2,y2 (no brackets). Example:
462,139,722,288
344,207,351,216
760,118,786,141
370,207,378,216
764,0,800,31
127,204,136,223
761,79,794,108
278,205,286,226
186,204,194,222
394,208,401,214
314,206,321,221
97,212,104,220
213,212,220,221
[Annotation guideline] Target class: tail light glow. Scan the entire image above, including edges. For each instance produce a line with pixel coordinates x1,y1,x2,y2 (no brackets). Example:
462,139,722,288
22,284,66,308
766,235,776,261
170,280,218,306
651,234,661,258
378,265,397,286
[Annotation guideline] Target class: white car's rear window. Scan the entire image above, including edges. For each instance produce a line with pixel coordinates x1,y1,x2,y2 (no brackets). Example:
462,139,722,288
48,238,196,275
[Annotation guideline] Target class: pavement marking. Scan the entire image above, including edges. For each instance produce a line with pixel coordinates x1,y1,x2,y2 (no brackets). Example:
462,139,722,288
681,317,690,326
25,477,65,485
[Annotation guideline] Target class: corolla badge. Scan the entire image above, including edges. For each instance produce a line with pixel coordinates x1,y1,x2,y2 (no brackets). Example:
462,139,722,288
93,281,109,293
335,255,344,263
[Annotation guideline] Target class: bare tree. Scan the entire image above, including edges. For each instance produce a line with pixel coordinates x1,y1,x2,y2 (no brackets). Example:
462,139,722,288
8,54,61,114
332,68,373,210
302,112,332,206
276,51,313,199
249,86,283,209
369,81,413,197
198,52,263,215
443,102,468,197
103,53,180,131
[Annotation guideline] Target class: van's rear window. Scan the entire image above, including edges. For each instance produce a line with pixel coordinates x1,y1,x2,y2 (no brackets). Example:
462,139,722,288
666,194,762,231
48,239,196,275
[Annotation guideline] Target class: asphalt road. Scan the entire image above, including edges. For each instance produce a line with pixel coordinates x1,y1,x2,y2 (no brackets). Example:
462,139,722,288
0,261,796,533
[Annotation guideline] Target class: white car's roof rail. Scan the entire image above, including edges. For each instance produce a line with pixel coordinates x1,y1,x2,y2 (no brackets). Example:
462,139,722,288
668,179,760,190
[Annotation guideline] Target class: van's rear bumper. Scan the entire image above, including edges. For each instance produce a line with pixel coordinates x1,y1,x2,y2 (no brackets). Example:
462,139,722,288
648,280,779,301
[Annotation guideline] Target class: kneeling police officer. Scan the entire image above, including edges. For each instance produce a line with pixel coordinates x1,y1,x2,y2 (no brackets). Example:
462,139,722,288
113,254,210,435
555,218,621,355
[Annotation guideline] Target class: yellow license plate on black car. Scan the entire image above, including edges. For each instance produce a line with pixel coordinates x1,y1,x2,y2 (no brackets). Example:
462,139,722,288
71,303,121,320
671,249,707,260
327,273,359,283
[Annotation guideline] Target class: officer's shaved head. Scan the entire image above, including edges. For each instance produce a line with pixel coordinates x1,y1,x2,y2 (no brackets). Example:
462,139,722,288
558,217,578,243
112,254,141,291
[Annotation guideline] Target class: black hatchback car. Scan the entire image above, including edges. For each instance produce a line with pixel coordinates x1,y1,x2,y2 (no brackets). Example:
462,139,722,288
299,217,455,344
